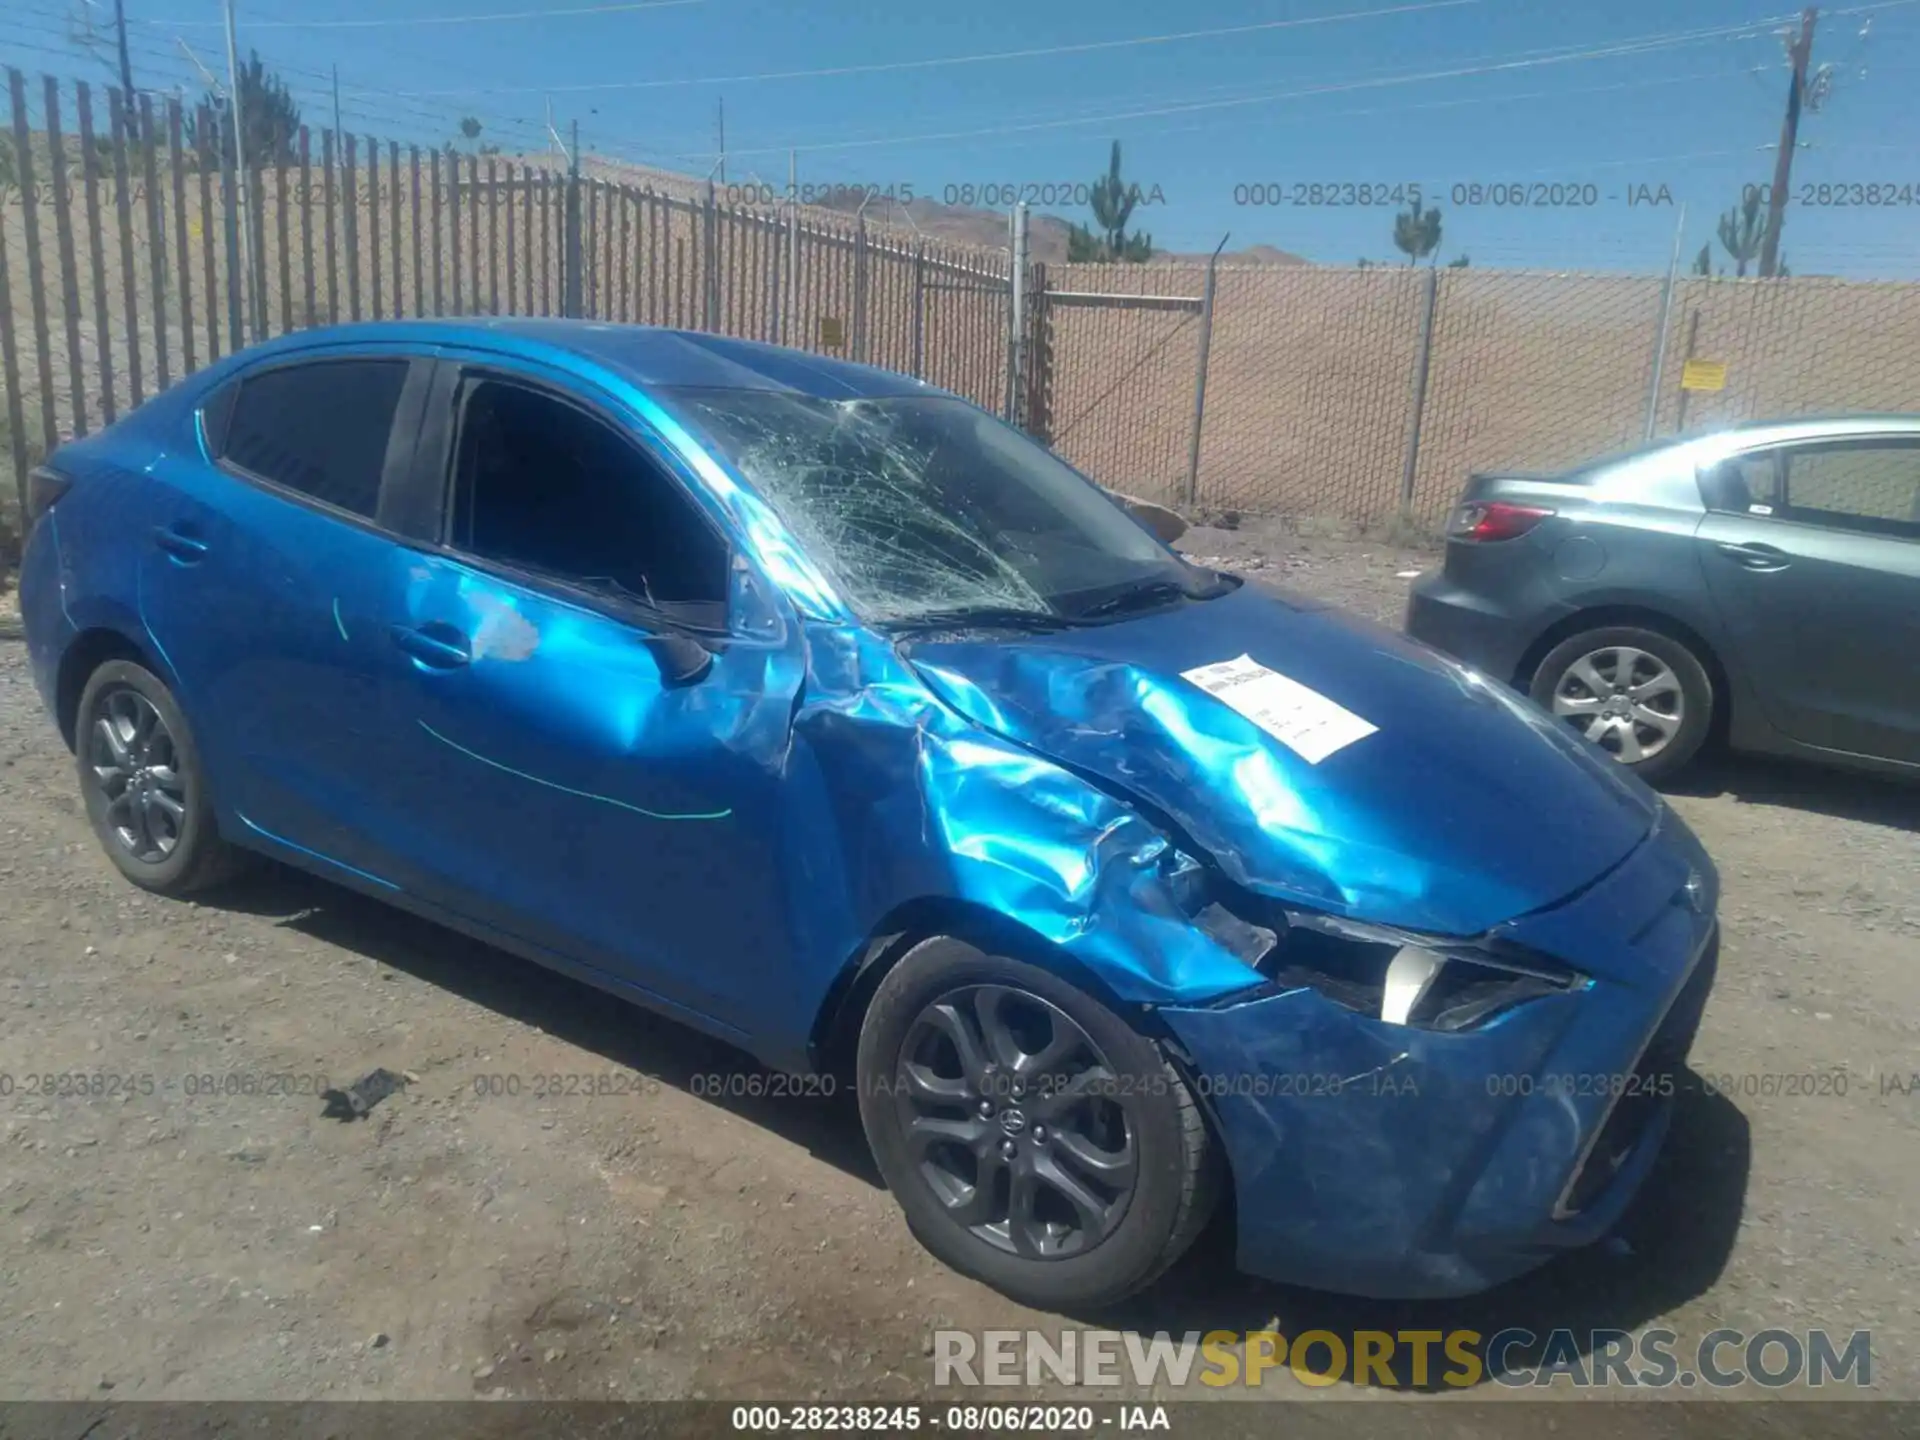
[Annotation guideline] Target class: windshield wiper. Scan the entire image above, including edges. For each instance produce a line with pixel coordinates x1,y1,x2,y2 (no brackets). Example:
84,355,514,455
886,604,1080,636
1071,578,1196,623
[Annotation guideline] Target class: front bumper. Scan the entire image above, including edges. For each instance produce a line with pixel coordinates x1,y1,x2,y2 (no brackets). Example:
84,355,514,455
1158,812,1718,1298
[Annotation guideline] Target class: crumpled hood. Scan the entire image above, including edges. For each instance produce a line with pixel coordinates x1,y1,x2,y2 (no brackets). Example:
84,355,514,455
907,581,1659,937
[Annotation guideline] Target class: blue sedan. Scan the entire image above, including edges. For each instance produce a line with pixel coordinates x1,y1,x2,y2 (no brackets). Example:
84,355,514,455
17,320,1718,1307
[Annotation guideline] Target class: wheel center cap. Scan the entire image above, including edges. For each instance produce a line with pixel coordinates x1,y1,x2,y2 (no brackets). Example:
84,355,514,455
998,1108,1028,1136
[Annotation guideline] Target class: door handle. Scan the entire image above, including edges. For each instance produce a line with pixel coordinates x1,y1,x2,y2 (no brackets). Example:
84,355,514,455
389,623,471,669
152,524,209,562
1714,540,1791,571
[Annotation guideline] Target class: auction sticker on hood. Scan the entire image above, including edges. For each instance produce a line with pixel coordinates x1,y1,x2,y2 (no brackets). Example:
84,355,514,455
1180,654,1379,764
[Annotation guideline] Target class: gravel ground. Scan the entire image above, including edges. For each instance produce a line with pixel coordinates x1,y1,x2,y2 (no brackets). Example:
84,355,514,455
1,521,1916,1410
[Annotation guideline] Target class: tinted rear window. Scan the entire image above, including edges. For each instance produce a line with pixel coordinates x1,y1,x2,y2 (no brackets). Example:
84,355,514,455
221,359,408,518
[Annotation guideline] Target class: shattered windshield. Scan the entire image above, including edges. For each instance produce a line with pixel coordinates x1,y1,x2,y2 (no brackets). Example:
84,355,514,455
667,389,1209,626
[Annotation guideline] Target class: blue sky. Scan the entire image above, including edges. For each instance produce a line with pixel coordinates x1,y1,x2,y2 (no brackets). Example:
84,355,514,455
9,0,1920,275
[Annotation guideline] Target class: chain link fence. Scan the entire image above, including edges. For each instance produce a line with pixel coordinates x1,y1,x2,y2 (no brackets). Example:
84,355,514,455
11,66,1920,581
1032,262,1920,529
0,68,1011,565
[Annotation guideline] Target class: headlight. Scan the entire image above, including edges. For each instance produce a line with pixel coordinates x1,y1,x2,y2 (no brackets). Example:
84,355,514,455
1228,907,1585,1032
1167,856,1586,1031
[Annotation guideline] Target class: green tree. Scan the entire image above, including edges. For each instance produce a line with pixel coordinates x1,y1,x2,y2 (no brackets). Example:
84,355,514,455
1067,141,1153,262
186,50,302,167
1691,242,1716,277
1447,253,1471,268
453,116,500,155
1716,187,1774,278
1392,200,1442,265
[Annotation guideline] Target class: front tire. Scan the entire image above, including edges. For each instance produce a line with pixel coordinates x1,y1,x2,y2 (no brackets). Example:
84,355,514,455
1529,625,1713,783
856,938,1217,1310
75,659,246,894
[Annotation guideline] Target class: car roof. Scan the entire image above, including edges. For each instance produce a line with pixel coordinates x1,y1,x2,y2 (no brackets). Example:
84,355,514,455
1700,413,1920,447
239,318,943,400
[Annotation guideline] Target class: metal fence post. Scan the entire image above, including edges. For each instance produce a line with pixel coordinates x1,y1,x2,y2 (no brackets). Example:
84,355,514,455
1398,266,1441,517
911,237,926,378
0,205,27,527
560,125,579,318
223,0,261,341
1184,238,1227,507
1025,259,1050,443
1644,203,1688,441
1006,202,1028,422
221,103,244,350
702,181,719,331
9,71,56,455
852,214,869,363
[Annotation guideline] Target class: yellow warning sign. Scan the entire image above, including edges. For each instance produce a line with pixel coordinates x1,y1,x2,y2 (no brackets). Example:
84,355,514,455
1681,359,1728,392
818,316,846,349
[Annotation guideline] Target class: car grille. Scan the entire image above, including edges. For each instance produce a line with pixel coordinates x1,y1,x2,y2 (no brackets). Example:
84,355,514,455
1557,925,1718,1217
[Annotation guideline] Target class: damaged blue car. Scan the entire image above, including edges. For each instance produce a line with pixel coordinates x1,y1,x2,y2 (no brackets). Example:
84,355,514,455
18,320,1718,1309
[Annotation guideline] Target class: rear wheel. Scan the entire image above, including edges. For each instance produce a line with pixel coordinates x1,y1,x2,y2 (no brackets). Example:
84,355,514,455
1529,625,1713,783
76,660,247,894
856,938,1216,1309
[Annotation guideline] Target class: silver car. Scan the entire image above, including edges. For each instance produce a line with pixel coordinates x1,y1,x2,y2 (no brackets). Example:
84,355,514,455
1407,416,1920,782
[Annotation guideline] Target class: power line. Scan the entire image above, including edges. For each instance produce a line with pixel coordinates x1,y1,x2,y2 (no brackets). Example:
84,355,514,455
735,64,1775,181
380,0,1493,97
143,0,705,29
710,14,1803,160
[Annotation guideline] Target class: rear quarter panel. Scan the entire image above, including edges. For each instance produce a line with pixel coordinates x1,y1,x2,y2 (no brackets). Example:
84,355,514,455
1460,455,1726,681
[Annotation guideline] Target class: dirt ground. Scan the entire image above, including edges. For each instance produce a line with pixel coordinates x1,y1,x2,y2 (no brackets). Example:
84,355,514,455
1,521,1916,1412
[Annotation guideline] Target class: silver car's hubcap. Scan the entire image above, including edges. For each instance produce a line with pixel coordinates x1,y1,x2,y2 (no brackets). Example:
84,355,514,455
1551,646,1684,764
88,689,187,862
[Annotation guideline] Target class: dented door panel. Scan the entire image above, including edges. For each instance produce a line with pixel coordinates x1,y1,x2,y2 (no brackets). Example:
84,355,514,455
377,552,807,1029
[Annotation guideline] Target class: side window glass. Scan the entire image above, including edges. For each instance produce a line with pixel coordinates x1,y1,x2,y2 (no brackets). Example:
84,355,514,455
219,359,409,519
448,377,730,627
1783,443,1920,533
1781,445,1920,537
1701,452,1779,515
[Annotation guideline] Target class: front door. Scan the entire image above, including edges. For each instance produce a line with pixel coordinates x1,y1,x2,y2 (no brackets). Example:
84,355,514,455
373,361,806,1035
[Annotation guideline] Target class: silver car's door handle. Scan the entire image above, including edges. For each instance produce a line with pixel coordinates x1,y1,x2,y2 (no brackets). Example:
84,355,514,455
1714,541,1791,571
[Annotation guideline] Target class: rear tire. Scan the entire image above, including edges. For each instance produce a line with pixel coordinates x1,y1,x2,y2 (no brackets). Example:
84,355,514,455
1529,625,1713,783
856,937,1217,1310
75,660,248,894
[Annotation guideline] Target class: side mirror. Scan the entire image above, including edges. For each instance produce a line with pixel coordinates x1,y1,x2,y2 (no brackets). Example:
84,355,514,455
645,632,715,686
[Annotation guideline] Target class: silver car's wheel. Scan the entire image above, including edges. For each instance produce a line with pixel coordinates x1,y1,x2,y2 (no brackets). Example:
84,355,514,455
1549,645,1684,764
1529,625,1714,783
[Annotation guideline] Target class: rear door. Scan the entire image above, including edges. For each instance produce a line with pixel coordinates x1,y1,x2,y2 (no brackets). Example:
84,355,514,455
138,348,439,877
1695,436,1920,763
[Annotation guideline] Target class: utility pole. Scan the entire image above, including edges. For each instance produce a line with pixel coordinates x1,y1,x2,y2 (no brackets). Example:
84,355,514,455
223,0,261,341
1759,6,1816,279
112,0,136,110
716,97,725,186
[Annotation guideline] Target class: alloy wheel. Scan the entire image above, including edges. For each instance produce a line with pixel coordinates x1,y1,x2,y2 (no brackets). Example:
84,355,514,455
1550,645,1685,764
87,687,188,862
893,984,1138,1259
